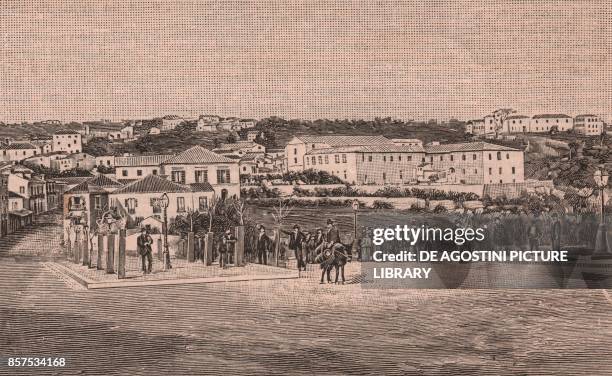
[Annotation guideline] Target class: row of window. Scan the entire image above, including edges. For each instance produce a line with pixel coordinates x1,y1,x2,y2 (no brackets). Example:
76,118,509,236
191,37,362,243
306,154,347,166
122,196,208,214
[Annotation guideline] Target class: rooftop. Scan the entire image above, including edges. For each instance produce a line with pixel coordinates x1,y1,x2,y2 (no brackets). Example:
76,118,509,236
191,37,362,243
112,174,192,194
294,135,393,146
306,144,425,154
54,129,80,135
532,114,572,119
425,142,521,153
1,143,37,150
115,155,174,167
162,146,236,165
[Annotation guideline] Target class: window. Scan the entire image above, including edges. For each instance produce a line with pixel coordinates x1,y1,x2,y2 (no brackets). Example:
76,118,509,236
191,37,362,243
472,154,476,160
151,198,161,214
312,156,316,165
499,167,502,174
462,154,466,161
318,156,322,165
305,158,309,165
177,197,185,212
496,152,502,160
368,155,372,162
19,186,25,194
122,169,128,177
440,156,443,161
195,170,208,183
137,170,143,176
125,198,137,215
407,155,412,161
94,196,101,210
335,155,340,163
398,155,402,161
293,148,297,155
512,167,516,174
152,169,158,175
390,155,394,162
506,153,510,159
488,168,492,174
171,170,186,184
450,155,453,161
343,171,347,179
199,197,208,211
324,155,329,164
217,169,231,183
399,171,403,179
383,156,386,162
382,172,387,180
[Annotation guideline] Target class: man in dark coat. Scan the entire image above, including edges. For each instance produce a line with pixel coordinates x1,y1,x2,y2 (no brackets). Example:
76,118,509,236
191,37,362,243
551,213,562,252
256,225,272,265
137,227,153,274
220,229,237,268
282,224,306,271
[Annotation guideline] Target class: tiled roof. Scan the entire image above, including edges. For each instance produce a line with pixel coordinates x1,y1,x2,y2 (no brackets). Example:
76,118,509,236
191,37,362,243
65,181,108,194
112,175,192,194
54,129,80,135
295,135,393,146
115,155,174,167
87,174,123,188
213,141,263,152
162,146,236,164
506,115,530,120
425,142,521,153
53,176,92,185
532,114,571,119
188,183,214,192
307,144,424,154
1,143,37,150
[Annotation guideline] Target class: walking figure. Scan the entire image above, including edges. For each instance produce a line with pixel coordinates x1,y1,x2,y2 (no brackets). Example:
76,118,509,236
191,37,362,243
137,227,153,274
256,225,272,265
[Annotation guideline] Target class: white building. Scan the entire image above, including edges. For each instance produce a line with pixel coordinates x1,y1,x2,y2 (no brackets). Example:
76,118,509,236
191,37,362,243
285,135,395,172
115,155,174,182
574,114,604,136
161,115,184,131
52,130,82,154
530,114,573,133
503,115,531,133
95,156,115,168
110,175,215,222
196,115,220,132
160,146,240,199
0,143,39,162
213,141,266,157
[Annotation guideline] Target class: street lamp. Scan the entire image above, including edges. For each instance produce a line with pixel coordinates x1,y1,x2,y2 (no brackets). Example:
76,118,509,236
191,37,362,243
351,199,360,257
160,192,172,270
593,168,611,259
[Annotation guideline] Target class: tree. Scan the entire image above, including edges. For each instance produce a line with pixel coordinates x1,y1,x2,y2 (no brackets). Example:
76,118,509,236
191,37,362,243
492,108,515,139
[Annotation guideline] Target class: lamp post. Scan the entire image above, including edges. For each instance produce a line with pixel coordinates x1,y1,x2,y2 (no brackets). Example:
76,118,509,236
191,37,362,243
160,192,172,270
593,168,611,259
351,199,360,257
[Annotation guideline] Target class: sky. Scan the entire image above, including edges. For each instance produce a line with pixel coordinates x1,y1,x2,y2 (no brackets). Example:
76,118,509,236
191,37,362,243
0,0,611,123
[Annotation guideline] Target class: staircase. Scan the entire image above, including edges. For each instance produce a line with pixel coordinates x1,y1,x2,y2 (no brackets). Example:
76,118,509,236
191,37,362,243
0,210,65,258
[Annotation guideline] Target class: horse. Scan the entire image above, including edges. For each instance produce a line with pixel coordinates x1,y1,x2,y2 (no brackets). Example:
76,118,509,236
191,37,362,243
315,242,351,284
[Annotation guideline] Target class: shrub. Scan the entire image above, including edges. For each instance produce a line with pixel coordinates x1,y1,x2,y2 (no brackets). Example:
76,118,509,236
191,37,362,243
372,200,394,209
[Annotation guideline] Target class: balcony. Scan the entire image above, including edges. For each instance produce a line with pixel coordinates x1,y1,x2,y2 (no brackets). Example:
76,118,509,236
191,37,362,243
68,203,86,211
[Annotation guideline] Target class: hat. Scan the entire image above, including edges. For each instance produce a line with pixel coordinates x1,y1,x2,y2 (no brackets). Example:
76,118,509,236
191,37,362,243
327,219,334,225
293,224,300,229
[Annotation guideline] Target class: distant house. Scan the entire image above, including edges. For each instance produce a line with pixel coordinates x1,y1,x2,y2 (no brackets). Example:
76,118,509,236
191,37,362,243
52,130,82,154
285,135,394,172
95,156,115,168
503,115,531,133
161,115,184,131
530,114,573,133
65,153,96,171
574,114,604,136
114,154,174,182
0,143,39,162
245,130,261,141
50,158,75,172
160,145,240,199
213,141,266,157
109,175,215,226
196,115,220,132
24,152,67,169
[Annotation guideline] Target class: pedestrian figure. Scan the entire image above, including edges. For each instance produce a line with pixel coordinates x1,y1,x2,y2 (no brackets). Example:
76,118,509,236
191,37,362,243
137,227,153,274
527,219,541,252
282,224,306,271
551,212,561,252
256,225,272,265
220,229,237,268
360,228,373,262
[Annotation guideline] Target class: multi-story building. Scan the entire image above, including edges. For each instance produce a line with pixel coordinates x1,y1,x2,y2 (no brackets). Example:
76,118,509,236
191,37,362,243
530,114,573,133
302,141,524,185
51,158,75,172
305,144,425,184
109,175,215,225
285,135,395,172
465,116,496,137
503,115,531,133
196,115,220,132
114,155,174,182
52,130,82,154
65,153,96,171
63,174,124,229
95,156,115,168
574,114,604,136
160,146,240,199
161,115,184,131
391,139,424,148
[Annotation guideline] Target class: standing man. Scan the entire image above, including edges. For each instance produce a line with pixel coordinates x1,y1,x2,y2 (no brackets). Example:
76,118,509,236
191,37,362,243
137,227,153,274
221,229,237,268
551,212,562,252
256,225,272,265
360,228,373,262
325,219,341,247
527,218,541,252
282,224,306,271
